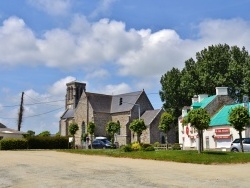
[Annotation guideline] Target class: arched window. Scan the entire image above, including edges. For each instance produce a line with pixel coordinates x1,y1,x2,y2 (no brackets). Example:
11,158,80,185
82,121,86,133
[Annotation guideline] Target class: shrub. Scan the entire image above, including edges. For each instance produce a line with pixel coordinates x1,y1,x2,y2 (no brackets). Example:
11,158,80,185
143,146,155,151
131,142,142,151
153,142,160,147
121,145,132,152
171,143,181,150
0,138,28,150
140,143,155,151
26,136,68,149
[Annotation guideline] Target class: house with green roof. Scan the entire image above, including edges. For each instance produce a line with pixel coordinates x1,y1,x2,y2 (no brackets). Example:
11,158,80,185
179,87,250,150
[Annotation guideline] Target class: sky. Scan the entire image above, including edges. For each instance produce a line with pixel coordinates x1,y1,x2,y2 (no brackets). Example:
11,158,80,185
1,0,250,134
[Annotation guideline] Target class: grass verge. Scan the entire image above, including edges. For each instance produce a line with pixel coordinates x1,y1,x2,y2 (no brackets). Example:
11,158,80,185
57,149,250,164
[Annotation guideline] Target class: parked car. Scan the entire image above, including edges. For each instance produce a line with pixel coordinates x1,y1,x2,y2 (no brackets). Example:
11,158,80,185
230,138,250,152
88,137,112,149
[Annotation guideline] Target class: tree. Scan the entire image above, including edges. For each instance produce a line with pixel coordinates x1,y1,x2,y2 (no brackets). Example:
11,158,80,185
69,122,79,148
184,108,210,154
158,112,174,143
106,121,120,144
38,131,50,137
228,106,250,152
160,44,250,121
160,68,187,120
87,122,96,149
28,130,35,137
129,119,146,143
23,130,35,138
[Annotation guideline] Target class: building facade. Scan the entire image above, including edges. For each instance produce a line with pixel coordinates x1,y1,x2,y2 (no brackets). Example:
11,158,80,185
59,81,168,146
178,87,250,150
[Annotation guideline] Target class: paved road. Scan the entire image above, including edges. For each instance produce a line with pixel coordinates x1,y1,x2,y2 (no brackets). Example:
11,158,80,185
0,150,249,188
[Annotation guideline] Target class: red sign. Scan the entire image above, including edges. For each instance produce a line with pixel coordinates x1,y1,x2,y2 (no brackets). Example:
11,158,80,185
186,126,189,135
214,135,231,139
215,128,230,134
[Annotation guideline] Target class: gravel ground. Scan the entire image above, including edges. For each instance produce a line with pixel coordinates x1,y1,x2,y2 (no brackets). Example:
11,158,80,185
0,150,249,188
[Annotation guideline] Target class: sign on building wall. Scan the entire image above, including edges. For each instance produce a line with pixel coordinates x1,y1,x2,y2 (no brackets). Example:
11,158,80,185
215,128,230,134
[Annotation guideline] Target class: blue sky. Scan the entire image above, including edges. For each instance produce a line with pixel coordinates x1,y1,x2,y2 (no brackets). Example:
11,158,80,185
1,0,250,134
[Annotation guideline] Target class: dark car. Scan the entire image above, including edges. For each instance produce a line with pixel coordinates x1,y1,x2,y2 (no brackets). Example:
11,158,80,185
230,138,250,152
89,139,112,149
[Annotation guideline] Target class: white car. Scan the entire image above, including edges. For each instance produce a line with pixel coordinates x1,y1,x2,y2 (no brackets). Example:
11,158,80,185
230,138,250,152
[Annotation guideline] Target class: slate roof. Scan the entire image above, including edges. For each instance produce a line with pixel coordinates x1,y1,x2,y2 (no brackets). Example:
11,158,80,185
191,95,216,109
110,91,142,113
86,92,112,113
86,91,143,113
61,109,75,119
141,109,162,126
210,102,250,126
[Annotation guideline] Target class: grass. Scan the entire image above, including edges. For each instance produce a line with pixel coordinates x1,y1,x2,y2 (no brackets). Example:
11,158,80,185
58,149,250,165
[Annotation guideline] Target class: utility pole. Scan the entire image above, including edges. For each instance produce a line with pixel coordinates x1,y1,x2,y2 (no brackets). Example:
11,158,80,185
17,92,24,131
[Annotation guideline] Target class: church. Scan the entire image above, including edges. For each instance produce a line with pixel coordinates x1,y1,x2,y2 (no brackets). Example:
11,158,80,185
59,81,168,147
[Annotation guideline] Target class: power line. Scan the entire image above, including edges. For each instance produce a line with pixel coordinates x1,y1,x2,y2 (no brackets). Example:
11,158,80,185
23,107,64,118
0,107,64,119
1,99,64,108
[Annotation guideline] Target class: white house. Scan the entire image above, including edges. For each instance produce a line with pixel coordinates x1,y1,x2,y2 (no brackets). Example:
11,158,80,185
0,122,26,140
178,87,250,150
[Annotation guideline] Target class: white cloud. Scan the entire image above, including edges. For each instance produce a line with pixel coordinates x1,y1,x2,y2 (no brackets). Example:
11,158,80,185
1,16,250,80
90,0,117,18
101,83,132,95
48,76,76,96
0,17,40,66
85,69,109,79
198,18,250,46
27,0,72,16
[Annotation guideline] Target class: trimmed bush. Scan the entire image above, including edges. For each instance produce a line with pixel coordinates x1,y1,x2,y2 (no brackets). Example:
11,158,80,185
121,145,132,152
0,138,28,150
26,136,69,149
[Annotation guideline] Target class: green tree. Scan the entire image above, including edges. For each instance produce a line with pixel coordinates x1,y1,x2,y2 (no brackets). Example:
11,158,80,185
158,112,174,143
160,68,187,120
228,106,250,152
129,119,146,143
87,122,96,149
184,108,210,154
160,44,250,122
69,122,79,148
38,131,50,137
106,121,120,144
23,130,35,138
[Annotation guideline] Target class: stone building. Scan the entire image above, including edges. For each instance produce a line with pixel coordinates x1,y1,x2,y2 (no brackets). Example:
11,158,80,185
59,81,166,146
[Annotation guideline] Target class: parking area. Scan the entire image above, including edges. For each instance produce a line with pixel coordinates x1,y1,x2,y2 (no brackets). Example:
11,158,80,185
0,150,249,187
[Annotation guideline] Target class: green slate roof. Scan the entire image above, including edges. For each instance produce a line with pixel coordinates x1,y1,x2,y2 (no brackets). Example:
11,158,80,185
210,103,250,126
191,95,216,109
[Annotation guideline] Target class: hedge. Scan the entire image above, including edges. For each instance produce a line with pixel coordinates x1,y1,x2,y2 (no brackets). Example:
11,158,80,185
0,138,28,150
26,136,69,149
0,136,69,150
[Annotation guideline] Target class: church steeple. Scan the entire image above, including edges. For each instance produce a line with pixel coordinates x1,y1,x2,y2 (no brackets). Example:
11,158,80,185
65,81,86,109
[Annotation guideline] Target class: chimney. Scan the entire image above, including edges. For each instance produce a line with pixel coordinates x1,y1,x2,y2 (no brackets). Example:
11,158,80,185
198,94,208,102
192,95,198,104
216,87,228,95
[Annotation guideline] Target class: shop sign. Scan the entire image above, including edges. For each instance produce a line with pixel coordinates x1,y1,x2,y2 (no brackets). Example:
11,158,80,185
215,128,230,134
214,135,231,139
